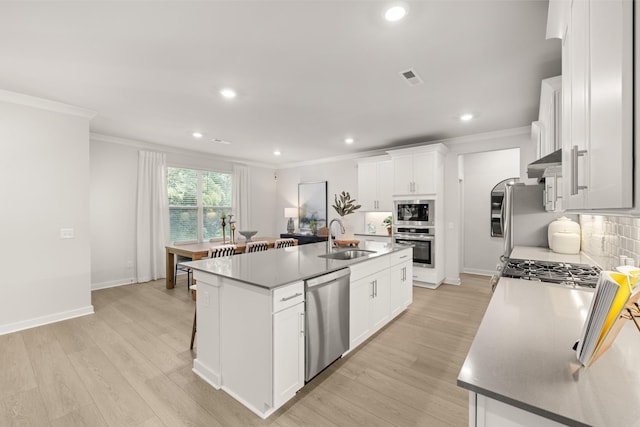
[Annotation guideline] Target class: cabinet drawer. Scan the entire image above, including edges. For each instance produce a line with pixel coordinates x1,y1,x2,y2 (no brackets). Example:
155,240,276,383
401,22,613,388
349,256,390,281
389,249,412,266
273,281,304,313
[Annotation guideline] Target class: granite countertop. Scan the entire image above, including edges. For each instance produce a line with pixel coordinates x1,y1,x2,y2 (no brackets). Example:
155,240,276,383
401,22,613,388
457,277,640,426
183,240,407,290
511,246,600,266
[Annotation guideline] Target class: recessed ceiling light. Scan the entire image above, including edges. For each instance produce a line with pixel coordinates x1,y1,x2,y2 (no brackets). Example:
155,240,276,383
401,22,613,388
274,150,281,156
460,113,474,121
345,137,355,144
192,131,203,138
385,5,407,22
220,88,237,99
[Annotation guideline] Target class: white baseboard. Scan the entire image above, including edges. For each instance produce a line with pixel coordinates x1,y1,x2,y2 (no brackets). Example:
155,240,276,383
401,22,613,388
193,359,221,390
444,276,462,285
91,278,136,290
462,268,495,276
0,305,94,336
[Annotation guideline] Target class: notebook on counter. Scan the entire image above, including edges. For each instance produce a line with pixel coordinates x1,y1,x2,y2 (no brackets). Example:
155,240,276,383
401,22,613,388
575,269,640,366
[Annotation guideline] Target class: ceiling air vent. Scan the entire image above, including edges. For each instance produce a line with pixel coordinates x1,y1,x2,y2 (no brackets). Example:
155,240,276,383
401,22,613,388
399,68,423,86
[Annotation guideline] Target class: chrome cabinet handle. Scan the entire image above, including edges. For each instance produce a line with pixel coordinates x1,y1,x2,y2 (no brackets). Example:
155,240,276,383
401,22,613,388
280,292,302,302
370,281,375,298
374,280,378,297
299,312,305,336
571,145,588,195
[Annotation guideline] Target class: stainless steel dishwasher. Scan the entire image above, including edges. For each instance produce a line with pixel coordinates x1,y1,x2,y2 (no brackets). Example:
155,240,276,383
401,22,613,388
305,268,350,382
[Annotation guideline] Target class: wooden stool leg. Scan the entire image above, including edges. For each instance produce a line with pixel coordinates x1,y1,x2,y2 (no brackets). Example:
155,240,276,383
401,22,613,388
190,307,197,350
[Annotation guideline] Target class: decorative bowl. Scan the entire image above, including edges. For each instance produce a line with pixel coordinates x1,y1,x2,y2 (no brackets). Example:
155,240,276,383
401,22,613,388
238,230,258,242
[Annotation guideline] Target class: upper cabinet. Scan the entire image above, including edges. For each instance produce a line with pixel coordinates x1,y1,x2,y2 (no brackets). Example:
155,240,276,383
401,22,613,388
388,144,448,197
357,157,393,211
537,76,562,160
550,0,633,210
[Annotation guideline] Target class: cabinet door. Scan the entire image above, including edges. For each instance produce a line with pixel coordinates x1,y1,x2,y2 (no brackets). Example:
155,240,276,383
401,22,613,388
402,262,413,308
273,302,305,408
393,156,414,195
371,273,390,331
390,261,413,317
586,0,632,208
377,160,394,211
412,152,437,195
349,276,373,349
390,263,404,317
357,162,378,211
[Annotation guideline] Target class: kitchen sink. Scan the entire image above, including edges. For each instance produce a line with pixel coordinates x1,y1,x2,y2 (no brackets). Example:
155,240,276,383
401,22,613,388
318,249,376,260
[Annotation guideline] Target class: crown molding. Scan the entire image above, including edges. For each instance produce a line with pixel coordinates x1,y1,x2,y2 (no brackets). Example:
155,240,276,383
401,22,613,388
90,133,276,169
0,89,96,119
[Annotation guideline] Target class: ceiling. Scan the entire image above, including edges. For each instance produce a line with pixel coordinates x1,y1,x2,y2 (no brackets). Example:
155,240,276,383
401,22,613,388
0,1,560,166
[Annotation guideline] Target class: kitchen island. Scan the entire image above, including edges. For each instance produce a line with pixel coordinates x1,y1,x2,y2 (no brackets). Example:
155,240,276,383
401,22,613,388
183,241,413,418
458,252,640,426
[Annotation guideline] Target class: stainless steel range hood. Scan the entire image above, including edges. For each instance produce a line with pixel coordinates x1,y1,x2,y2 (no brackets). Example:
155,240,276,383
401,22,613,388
527,149,562,180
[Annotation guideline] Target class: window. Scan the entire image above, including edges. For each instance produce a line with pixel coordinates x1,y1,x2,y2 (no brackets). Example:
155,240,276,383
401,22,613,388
167,167,232,243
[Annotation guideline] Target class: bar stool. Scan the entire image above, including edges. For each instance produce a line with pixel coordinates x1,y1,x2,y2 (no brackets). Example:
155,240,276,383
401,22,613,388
246,241,269,253
274,238,296,249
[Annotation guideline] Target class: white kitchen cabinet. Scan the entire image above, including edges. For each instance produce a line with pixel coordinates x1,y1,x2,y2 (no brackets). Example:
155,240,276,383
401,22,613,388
389,144,447,197
554,0,633,210
349,270,389,349
536,76,562,159
470,392,564,427
390,251,413,317
357,157,393,211
193,274,305,418
370,273,390,331
273,300,305,408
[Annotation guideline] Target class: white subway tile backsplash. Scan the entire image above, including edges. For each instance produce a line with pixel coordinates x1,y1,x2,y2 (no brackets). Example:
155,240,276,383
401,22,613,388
580,215,640,270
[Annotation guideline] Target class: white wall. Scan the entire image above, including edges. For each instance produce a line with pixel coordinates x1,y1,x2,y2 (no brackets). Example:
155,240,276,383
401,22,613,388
461,148,520,275
90,139,138,287
275,158,363,237
0,92,95,334
89,135,277,289
443,127,532,285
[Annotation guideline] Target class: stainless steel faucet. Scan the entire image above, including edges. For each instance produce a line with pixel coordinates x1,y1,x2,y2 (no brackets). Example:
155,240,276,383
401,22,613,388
327,218,345,252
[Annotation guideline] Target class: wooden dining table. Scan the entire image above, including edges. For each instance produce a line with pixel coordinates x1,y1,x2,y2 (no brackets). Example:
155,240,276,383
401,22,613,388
165,236,292,289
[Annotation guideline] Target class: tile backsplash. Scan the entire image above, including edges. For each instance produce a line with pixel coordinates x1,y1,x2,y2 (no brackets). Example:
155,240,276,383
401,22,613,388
580,215,640,270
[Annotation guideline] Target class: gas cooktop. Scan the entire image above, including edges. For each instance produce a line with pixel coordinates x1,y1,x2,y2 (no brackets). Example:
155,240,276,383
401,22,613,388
501,258,602,288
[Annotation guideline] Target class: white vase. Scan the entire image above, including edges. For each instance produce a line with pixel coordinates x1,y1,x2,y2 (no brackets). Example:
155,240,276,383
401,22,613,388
339,216,355,240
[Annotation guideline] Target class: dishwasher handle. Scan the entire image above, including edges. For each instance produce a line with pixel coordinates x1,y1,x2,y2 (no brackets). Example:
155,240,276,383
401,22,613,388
305,268,350,288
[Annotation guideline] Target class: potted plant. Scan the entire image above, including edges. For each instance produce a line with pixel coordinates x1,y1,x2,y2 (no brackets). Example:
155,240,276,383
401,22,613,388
332,191,361,216
383,215,393,235
332,191,361,239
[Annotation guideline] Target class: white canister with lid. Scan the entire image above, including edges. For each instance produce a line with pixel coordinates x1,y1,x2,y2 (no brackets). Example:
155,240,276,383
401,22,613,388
548,216,581,253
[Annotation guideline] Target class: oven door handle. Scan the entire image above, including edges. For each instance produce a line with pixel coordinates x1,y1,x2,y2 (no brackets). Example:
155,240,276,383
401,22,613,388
395,235,435,242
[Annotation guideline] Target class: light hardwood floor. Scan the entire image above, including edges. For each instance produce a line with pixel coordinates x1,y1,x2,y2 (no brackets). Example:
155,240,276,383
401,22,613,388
0,274,492,426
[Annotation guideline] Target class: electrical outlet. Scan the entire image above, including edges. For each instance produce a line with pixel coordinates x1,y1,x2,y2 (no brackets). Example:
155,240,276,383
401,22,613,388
126,260,133,269
60,228,74,239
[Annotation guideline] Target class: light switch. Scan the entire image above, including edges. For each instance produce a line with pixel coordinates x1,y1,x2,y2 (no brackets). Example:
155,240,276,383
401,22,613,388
60,228,74,239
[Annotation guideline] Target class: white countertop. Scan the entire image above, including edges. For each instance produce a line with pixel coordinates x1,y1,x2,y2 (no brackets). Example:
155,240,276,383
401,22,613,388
183,241,406,289
458,277,640,426
511,246,600,267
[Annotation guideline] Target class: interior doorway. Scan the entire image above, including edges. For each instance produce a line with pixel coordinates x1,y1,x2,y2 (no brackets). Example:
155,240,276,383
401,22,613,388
460,148,520,275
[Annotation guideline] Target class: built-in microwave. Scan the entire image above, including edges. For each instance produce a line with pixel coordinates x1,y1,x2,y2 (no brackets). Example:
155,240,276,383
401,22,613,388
394,199,434,227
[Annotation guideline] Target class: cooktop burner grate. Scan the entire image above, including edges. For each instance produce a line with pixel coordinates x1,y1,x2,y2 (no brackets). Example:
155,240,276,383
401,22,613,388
501,258,601,288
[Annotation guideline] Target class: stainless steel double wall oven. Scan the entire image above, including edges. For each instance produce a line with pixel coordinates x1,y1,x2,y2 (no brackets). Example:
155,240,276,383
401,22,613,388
393,199,435,268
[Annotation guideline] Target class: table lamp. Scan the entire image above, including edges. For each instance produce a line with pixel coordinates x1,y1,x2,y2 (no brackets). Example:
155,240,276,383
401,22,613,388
284,208,297,233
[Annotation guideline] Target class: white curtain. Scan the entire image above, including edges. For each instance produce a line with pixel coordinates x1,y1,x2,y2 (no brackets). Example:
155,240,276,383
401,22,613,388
232,164,250,230
136,151,169,282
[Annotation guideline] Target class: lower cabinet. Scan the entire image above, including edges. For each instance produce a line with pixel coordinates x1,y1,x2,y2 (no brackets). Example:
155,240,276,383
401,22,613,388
349,247,413,350
470,392,565,427
193,274,305,419
273,301,305,408
390,256,413,317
